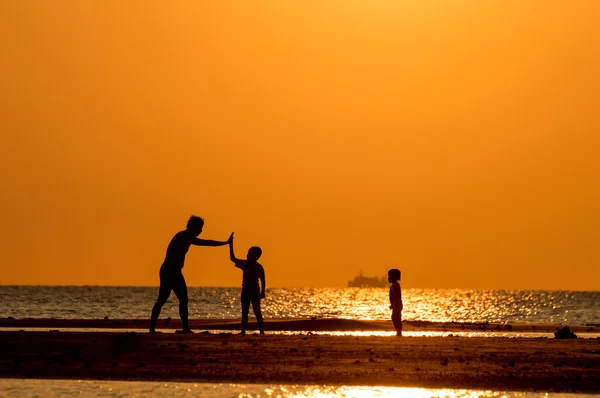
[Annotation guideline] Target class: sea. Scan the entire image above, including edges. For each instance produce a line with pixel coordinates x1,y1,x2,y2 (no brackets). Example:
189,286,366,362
1,286,598,325
1,287,598,397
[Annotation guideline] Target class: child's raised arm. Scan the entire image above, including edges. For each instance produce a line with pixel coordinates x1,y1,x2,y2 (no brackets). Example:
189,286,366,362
229,234,245,269
229,236,237,262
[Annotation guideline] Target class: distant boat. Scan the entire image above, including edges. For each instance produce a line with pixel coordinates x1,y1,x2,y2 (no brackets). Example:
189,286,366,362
347,271,387,288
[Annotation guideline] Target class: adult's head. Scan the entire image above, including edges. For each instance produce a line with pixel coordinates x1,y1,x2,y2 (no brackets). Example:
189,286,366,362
186,215,205,236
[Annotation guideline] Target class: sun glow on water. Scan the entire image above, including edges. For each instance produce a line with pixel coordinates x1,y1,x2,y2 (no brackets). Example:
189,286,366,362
264,288,598,324
256,386,511,397
0,380,584,398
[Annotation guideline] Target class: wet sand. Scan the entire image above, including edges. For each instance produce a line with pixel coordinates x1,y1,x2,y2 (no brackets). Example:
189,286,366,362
1,319,599,392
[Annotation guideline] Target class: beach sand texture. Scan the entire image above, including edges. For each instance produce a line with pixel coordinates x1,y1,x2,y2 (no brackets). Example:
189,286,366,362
1,319,599,393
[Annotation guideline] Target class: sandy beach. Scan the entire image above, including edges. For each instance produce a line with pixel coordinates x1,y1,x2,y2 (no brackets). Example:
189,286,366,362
1,319,599,393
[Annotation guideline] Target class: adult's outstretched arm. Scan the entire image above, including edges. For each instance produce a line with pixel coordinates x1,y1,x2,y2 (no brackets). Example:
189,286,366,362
193,232,233,247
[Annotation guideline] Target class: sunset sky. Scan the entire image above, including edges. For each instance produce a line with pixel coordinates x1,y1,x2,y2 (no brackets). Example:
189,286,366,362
1,1,598,289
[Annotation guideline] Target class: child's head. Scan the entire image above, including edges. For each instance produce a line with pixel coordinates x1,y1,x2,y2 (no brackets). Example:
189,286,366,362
186,215,204,236
388,268,401,283
247,246,262,262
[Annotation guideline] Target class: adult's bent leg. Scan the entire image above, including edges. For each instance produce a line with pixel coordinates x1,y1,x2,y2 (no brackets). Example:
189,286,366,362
150,282,172,332
173,273,190,332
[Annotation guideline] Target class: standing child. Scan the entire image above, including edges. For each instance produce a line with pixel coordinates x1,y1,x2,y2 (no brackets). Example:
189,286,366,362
229,234,266,335
388,268,403,336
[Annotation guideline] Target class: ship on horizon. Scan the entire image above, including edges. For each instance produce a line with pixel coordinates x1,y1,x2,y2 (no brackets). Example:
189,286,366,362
347,270,387,288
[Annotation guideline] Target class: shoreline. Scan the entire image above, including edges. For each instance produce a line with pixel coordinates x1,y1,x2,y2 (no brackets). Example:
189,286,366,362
1,330,599,393
2,317,599,334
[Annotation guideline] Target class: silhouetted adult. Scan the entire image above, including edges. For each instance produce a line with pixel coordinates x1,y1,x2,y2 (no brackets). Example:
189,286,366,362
150,216,232,333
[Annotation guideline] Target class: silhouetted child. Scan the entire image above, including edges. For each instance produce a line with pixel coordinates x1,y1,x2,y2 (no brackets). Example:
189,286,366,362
150,216,232,334
388,268,403,336
229,235,266,335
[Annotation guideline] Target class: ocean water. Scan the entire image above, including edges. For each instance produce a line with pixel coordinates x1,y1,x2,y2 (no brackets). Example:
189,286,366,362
1,286,598,325
0,379,591,398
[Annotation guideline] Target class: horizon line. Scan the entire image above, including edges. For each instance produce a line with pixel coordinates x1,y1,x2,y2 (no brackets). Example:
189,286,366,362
0,284,598,293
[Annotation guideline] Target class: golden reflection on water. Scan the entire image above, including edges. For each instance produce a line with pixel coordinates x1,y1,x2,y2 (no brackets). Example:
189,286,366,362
243,385,559,397
263,288,594,324
0,379,580,397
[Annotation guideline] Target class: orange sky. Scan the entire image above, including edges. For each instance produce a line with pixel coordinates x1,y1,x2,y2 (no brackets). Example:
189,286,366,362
1,1,598,289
